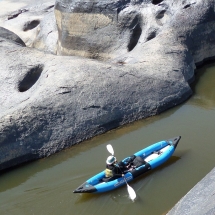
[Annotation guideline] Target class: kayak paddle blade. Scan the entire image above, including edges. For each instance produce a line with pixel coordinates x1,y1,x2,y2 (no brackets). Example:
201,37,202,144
106,144,114,155
127,184,136,201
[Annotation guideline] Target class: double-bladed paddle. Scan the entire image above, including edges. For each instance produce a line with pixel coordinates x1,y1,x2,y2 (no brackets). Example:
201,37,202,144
106,144,136,201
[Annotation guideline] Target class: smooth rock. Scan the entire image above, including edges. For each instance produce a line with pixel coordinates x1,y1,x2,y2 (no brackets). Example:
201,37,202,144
0,0,215,172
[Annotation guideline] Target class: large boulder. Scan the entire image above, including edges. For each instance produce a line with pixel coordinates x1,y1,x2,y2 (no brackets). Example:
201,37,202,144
0,36,191,170
0,0,215,171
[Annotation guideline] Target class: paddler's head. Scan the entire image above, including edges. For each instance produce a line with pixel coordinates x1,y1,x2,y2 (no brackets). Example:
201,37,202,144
106,155,117,165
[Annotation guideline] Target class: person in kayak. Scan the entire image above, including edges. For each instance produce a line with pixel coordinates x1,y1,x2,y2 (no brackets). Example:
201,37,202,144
104,155,125,181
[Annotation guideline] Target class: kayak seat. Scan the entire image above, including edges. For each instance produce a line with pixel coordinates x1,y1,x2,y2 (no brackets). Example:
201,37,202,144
101,175,120,182
132,156,146,168
102,177,113,182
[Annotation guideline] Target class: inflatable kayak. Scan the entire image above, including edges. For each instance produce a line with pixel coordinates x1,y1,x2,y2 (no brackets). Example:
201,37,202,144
73,136,181,194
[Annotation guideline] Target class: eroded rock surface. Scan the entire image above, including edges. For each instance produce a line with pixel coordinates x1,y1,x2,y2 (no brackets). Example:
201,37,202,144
0,0,57,53
0,0,215,171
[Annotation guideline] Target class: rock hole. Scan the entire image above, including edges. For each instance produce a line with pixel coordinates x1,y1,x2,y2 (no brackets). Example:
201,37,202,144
156,10,166,19
146,31,156,42
83,105,101,110
23,20,40,31
152,0,164,5
18,65,43,92
127,17,142,52
183,4,191,9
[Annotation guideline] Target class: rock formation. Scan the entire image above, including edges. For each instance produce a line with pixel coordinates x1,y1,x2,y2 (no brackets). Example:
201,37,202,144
0,0,215,171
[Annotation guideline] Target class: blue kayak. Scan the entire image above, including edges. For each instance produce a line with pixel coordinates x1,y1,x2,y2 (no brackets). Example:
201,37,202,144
73,136,181,193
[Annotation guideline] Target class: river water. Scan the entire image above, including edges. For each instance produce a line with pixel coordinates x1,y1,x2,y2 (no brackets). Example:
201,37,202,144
0,63,215,215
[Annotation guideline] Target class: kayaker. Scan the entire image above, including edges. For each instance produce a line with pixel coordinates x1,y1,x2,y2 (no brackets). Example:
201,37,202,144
105,156,125,180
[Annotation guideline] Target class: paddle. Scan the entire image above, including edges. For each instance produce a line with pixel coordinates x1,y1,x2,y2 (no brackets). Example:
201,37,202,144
106,144,114,156
106,144,137,201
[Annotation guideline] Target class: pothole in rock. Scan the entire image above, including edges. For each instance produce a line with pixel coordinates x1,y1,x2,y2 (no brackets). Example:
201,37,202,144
127,17,142,52
183,4,191,9
23,20,40,31
156,10,166,19
18,64,44,92
152,0,164,5
155,10,167,26
146,31,156,42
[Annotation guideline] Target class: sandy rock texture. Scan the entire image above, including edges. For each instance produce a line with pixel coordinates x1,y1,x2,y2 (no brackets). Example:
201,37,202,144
0,0,57,53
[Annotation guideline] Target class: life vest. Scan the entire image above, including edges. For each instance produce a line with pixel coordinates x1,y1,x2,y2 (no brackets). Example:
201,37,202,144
105,168,113,177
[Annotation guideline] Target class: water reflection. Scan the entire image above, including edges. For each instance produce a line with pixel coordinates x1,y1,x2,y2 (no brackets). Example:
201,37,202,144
75,193,104,204
191,63,215,109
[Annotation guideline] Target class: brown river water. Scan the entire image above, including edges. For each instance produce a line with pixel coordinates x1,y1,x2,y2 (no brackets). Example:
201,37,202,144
0,63,215,215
